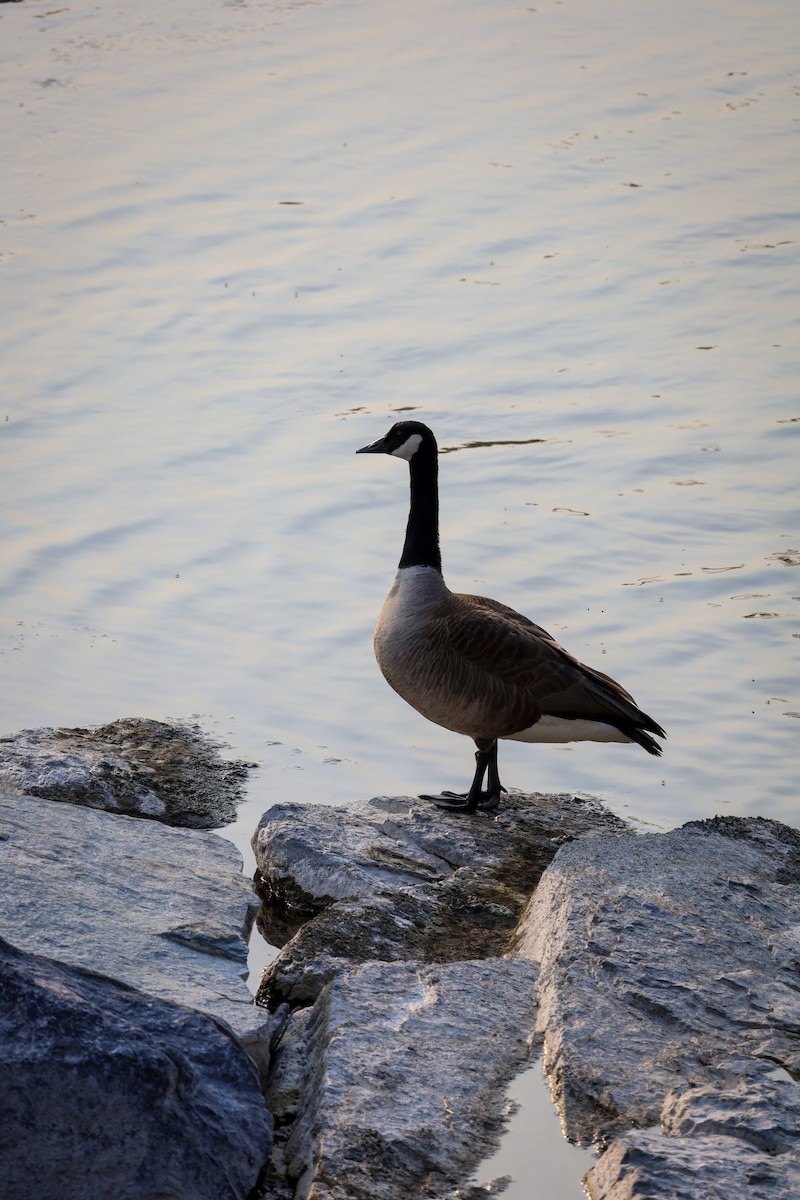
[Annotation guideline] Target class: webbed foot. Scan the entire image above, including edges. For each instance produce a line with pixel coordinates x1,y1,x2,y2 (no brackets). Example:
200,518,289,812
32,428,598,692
420,789,501,813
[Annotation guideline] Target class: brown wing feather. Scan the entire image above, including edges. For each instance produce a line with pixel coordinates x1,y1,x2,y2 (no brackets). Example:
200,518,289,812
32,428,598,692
435,592,664,747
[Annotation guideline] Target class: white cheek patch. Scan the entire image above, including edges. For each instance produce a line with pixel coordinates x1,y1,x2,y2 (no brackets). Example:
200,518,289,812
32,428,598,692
390,433,423,461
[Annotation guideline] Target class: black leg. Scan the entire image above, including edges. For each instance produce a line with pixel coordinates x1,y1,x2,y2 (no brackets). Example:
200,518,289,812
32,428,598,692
482,741,504,811
422,740,505,814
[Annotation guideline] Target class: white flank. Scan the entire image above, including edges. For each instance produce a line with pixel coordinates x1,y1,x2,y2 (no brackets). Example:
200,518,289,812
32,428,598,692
505,716,631,745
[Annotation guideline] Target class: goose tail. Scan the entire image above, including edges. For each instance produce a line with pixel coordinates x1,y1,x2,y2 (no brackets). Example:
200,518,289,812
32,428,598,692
614,712,666,757
552,661,667,756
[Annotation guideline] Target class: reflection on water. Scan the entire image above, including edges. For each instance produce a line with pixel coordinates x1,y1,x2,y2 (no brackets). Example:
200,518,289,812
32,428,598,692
468,1062,596,1199
441,437,549,453
1,0,799,1193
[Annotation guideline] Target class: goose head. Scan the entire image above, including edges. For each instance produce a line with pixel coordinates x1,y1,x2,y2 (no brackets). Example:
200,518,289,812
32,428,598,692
356,420,437,462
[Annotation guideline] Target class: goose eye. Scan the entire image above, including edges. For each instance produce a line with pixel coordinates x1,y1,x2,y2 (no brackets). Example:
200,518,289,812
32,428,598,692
390,432,423,461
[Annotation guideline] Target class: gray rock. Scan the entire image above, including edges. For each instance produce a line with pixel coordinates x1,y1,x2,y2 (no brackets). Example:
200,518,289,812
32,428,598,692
259,889,458,1008
251,791,624,1199
661,1076,800,1156
253,791,627,1007
252,799,800,1200
254,791,626,913
514,815,800,1147
264,958,539,1200
585,1127,800,1200
0,935,271,1200
0,790,274,1070
586,1075,800,1198
0,717,251,828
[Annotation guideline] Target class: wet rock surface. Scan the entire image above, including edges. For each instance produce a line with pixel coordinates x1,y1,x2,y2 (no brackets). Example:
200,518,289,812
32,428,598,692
253,791,628,1009
252,801,800,1200
265,958,539,1200
587,1124,800,1200
586,1073,800,1197
513,815,800,1200
0,789,274,1067
0,722,276,1198
0,717,251,828
3,735,797,1200
0,935,271,1200
660,1076,800,1155
252,792,626,1198
514,815,800,1148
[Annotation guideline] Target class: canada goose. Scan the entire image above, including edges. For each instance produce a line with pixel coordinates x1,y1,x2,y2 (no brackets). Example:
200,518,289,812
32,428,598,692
357,420,665,813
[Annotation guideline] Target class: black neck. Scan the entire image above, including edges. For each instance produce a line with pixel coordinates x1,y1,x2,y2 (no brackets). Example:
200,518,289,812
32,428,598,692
399,441,442,572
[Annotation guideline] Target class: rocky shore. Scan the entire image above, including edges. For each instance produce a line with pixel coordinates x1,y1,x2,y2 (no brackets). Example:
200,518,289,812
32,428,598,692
253,795,800,1200
1,719,798,1200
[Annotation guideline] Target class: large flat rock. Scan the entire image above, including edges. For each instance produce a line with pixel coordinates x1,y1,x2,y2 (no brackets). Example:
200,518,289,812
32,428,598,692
660,1076,800,1154
253,791,628,1008
264,958,539,1200
587,1124,800,1200
251,791,625,1197
0,789,274,1067
251,798,800,1200
514,815,800,1146
0,718,250,828
587,1076,800,1198
254,791,627,913
514,815,800,1199
0,936,271,1200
